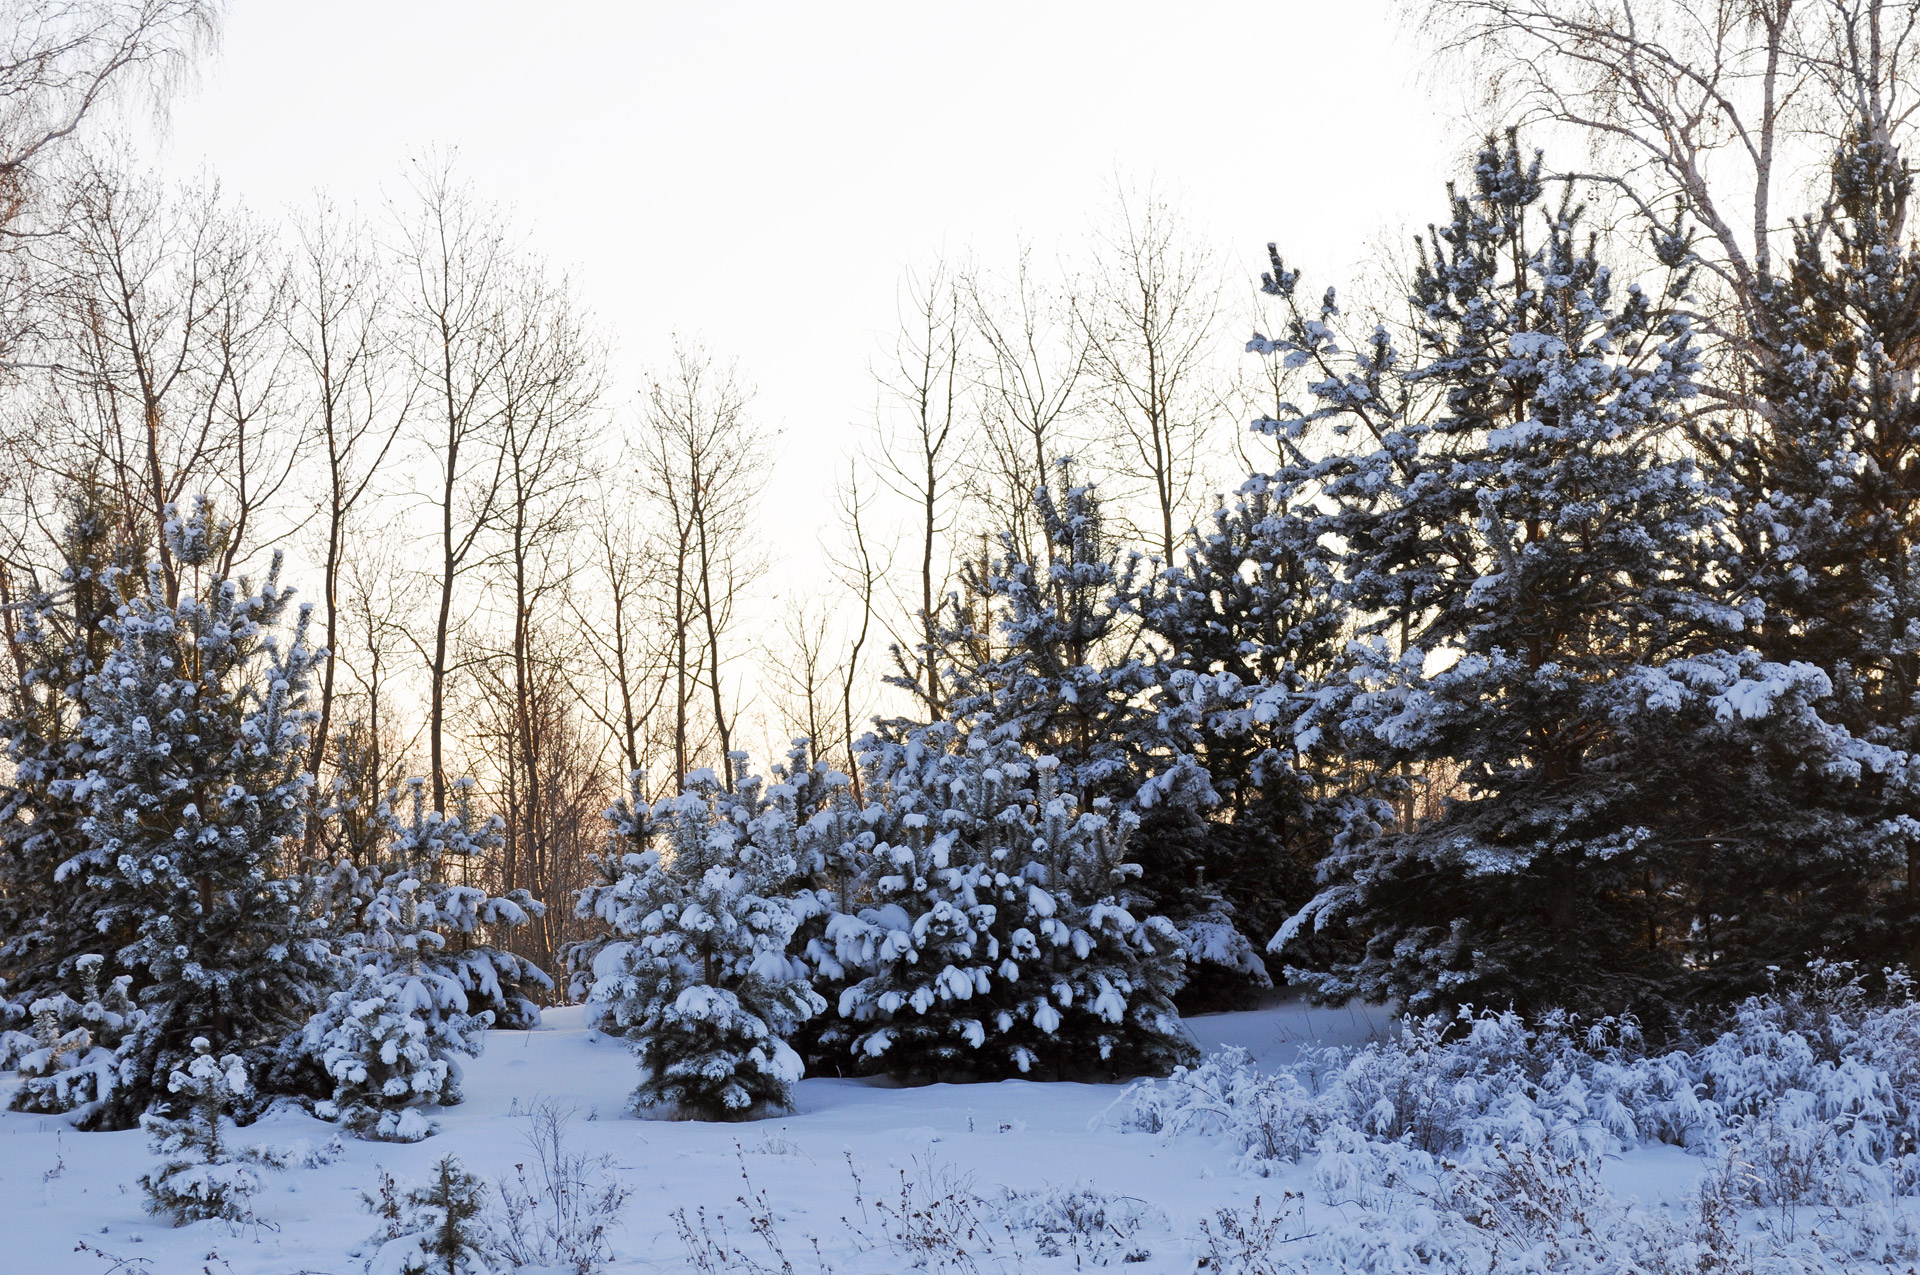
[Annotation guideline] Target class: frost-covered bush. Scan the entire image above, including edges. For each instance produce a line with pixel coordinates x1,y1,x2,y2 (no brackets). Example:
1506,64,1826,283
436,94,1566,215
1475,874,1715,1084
138,1037,263,1227
1110,965,1920,1185
997,1183,1164,1265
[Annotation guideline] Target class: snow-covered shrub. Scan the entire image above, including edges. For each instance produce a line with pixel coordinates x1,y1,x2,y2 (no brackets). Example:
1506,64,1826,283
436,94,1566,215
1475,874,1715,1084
1099,1045,1333,1171
996,1183,1164,1264
358,1156,501,1275
138,1037,263,1227
578,766,825,1119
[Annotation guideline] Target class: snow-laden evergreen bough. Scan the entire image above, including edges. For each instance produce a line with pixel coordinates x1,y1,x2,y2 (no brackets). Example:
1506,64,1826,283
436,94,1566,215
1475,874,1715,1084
575,766,825,1118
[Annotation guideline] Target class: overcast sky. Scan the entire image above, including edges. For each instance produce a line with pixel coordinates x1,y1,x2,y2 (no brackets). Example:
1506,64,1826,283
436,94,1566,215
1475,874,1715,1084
147,0,1459,593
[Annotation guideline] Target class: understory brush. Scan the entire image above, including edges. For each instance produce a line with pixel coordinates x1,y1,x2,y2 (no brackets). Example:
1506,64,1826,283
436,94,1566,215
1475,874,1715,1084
1113,963,1920,1272
673,1147,1166,1273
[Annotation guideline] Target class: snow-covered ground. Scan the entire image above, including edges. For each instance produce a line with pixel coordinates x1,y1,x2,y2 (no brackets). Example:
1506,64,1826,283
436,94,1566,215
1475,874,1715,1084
0,998,1838,1273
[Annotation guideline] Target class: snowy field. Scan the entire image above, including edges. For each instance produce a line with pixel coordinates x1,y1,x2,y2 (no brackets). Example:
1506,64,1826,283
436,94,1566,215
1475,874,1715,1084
2,993,1858,1275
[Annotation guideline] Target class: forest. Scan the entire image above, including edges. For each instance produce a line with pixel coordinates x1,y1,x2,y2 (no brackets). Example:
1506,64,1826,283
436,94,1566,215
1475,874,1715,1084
1,0,1919,1179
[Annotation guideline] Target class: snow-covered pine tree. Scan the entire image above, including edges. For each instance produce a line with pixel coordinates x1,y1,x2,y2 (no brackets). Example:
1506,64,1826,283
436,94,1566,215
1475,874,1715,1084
1266,134,1896,1021
576,766,824,1118
303,960,473,1143
298,776,541,1139
138,1036,263,1226
835,724,1193,1080
926,466,1229,1003
365,777,549,1031
1721,127,1920,957
0,483,140,1012
735,739,873,1074
67,500,337,1127
10,952,140,1122
1138,477,1366,1007
358,1156,500,1275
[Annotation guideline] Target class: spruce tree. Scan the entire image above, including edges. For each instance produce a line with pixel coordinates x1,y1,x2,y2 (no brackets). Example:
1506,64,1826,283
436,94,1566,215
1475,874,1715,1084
68,501,336,1126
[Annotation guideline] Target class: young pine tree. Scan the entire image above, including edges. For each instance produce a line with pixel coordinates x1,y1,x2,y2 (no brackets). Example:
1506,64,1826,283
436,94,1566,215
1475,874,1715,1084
1138,477,1364,1006
834,725,1193,1080
300,777,541,1139
73,502,337,1127
576,767,824,1118
139,1037,263,1226
10,952,141,1122
930,468,1230,1002
359,1156,500,1275
0,485,140,1012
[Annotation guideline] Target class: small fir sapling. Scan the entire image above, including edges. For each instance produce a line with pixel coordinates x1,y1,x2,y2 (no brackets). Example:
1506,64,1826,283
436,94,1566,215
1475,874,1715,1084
10,952,141,1120
138,1037,263,1226
359,1156,501,1275
576,766,825,1119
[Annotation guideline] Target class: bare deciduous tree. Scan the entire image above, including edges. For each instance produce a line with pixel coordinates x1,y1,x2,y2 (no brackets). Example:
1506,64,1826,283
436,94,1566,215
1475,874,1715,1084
285,198,405,778
636,343,768,792
965,243,1088,560
393,154,512,812
1082,178,1226,564
1420,0,1920,356
40,158,296,602
871,259,968,720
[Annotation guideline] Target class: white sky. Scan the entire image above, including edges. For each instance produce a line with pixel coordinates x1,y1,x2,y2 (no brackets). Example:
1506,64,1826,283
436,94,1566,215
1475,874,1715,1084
148,1,1460,559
